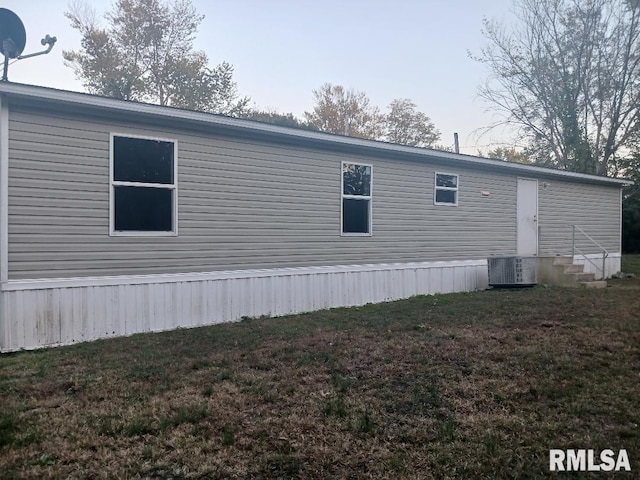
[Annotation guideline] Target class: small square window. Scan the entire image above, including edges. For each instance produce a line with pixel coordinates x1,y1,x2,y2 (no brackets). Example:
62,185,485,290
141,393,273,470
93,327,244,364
434,172,458,206
343,163,372,196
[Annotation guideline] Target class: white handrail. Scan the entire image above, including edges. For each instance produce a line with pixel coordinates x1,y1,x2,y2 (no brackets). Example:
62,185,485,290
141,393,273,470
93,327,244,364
571,225,609,279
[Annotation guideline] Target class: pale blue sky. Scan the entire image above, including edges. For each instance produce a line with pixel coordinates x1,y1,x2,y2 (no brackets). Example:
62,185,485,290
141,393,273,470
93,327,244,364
2,0,516,153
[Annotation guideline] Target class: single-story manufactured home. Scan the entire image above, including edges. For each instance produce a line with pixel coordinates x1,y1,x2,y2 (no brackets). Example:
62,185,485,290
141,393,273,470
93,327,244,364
0,82,629,351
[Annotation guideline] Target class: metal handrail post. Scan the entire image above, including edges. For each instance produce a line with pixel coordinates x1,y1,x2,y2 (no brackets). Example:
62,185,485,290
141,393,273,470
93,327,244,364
571,224,609,279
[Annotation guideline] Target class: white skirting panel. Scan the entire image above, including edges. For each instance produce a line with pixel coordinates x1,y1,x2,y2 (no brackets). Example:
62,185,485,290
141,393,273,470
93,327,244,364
0,260,489,352
572,252,621,280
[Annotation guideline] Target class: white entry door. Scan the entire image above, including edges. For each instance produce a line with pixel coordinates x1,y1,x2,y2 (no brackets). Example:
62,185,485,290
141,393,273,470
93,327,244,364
517,178,538,255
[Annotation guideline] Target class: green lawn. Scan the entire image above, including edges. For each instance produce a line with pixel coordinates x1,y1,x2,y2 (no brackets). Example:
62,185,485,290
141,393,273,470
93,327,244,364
621,253,640,275
0,267,639,478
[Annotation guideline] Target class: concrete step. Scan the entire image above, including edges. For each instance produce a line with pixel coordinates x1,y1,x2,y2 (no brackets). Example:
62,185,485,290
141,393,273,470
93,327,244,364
537,256,607,288
552,256,574,265
563,264,584,274
579,280,607,289
569,272,596,283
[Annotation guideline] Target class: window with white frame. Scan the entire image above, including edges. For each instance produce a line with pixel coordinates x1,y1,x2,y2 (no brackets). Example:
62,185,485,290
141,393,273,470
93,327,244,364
110,134,177,234
342,162,372,235
434,172,458,206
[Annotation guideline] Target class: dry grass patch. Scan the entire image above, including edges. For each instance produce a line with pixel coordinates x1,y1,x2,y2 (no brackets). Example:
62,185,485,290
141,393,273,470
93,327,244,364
0,281,639,478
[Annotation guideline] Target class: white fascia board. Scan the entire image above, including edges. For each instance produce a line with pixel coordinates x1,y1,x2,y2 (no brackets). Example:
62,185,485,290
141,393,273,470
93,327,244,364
2,259,488,291
0,82,631,187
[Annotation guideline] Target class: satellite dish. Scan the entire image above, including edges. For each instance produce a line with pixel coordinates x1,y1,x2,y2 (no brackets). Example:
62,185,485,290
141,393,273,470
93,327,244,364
0,8,56,81
0,8,26,58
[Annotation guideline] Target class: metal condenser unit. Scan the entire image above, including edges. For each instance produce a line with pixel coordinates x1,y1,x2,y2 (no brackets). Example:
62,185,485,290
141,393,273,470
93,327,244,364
488,256,537,287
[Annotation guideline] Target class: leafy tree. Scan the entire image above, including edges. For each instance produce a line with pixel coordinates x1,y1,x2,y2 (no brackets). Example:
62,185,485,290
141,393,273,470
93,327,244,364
305,84,441,148
241,109,318,131
63,0,249,115
304,83,383,139
475,0,640,175
385,99,440,147
169,60,249,116
480,147,532,164
431,144,455,153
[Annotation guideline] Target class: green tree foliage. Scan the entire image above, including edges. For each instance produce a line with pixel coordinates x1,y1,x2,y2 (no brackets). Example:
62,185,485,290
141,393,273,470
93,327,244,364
385,99,440,148
63,0,249,115
241,109,318,131
476,0,640,175
479,147,532,164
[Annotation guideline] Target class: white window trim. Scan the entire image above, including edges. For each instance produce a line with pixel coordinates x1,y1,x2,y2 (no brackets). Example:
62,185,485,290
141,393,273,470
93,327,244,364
341,161,373,237
109,132,178,237
434,171,459,206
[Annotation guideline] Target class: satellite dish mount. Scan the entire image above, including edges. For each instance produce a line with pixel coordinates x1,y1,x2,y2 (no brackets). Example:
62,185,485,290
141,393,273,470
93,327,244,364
0,8,57,81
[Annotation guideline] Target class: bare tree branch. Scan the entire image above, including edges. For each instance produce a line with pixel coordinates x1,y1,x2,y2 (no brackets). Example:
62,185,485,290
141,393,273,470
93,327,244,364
474,0,640,175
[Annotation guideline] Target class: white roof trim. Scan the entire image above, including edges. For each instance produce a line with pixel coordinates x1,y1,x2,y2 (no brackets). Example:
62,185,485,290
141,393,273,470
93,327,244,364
0,82,630,186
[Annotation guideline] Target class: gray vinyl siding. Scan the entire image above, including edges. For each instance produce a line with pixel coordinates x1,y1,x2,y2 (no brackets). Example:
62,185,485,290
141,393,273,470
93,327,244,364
7,106,519,279
538,180,620,256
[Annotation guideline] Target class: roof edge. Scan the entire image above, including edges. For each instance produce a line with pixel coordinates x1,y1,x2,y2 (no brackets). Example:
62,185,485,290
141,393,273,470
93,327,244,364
0,82,631,187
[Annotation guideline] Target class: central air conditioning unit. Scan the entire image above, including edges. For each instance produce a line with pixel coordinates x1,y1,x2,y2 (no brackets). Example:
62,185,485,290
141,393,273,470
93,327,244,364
488,256,537,287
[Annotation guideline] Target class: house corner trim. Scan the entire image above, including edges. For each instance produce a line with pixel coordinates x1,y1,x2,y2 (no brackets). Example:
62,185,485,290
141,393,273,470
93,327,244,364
0,95,8,284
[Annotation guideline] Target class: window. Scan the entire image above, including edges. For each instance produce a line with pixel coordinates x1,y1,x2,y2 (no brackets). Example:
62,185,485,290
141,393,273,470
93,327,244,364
110,134,177,235
342,162,372,235
434,172,458,206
